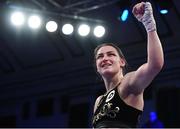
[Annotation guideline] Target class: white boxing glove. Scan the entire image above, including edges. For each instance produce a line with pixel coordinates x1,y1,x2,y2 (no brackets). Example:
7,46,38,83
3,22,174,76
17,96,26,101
135,2,156,32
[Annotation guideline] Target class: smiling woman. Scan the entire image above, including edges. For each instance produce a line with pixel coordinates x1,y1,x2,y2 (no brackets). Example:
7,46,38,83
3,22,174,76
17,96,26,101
93,43,142,128
92,1,164,128
94,43,128,76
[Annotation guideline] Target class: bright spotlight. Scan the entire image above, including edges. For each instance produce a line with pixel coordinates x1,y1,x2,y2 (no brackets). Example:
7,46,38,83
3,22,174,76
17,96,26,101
157,1,172,15
160,9,168,14
62,24,74,35
11,12,25,26
28,15,41,29
78,24,90,36
46,21,58,32
94,25,105,38
121,9,129,21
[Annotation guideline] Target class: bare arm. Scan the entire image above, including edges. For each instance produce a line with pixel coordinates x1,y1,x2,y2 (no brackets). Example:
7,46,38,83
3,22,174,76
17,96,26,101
93,95,103,113
129,2,164,93
147,31,164,69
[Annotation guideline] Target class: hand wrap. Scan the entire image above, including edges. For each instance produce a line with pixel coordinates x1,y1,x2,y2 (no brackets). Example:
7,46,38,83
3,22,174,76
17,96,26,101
136,2,156,32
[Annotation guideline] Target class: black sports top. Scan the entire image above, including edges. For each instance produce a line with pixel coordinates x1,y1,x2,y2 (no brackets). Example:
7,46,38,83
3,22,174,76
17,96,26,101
92,86,142,128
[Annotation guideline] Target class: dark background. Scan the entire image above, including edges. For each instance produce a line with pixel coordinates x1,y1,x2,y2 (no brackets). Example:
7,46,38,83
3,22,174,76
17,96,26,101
0,0,180,127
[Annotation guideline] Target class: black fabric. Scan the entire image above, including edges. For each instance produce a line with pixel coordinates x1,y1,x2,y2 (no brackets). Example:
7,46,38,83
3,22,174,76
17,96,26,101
92,86,142,128
95,121,131,128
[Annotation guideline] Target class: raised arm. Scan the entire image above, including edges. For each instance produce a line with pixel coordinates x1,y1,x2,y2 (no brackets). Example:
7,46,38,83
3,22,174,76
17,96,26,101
129,2,164,93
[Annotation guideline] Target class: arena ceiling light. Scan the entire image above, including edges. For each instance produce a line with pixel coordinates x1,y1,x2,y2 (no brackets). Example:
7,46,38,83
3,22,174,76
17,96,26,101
156,0,172,15
46,21,58,32
93,25,105,38
62,23,74,35
120,9,129,21
28,15,41,29
10,11,25,26
116,0,130,22
160,9,168,14
78,24,90,37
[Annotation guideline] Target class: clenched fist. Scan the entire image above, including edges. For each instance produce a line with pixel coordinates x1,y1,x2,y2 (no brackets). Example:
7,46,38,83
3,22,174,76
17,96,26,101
132,2,156,32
